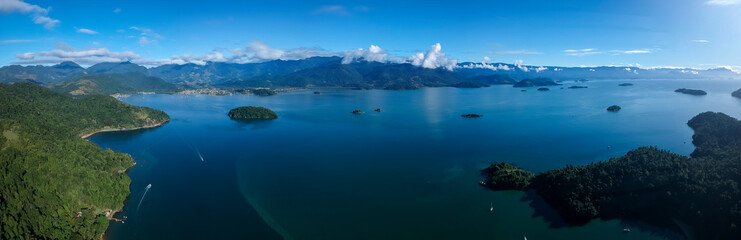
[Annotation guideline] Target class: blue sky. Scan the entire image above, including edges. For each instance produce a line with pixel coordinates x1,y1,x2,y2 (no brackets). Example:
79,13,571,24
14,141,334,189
1,0,740,70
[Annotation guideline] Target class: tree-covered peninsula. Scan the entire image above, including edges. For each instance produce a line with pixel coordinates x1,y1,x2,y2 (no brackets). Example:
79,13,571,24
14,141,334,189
481,112,741,240
0,82,170,239
227,106,278,119
732,88,741,99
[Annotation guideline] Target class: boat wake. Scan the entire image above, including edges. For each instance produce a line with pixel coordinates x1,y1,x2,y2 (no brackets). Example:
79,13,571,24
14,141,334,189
136,184,152,214
195,148,204,162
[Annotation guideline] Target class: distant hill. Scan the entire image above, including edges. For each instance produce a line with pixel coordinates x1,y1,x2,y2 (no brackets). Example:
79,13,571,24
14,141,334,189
217,61,467,90
0,61,84,84
51,73,180,95
2,58,739,90
87,61,149,75
470,74,518,85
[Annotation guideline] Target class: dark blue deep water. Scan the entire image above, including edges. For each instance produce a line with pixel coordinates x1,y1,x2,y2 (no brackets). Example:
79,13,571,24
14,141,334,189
95,79,741,240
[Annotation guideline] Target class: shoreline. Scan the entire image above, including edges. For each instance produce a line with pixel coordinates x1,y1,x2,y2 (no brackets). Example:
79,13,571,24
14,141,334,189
81,120,169,139
90,121,167,240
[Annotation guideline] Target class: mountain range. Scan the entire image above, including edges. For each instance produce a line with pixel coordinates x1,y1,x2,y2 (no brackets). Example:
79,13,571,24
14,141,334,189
1,57,738,93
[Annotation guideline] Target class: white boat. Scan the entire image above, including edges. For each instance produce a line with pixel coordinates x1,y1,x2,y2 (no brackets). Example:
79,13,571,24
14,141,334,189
523,235,528,240
146,184,152,189
489,202,493,212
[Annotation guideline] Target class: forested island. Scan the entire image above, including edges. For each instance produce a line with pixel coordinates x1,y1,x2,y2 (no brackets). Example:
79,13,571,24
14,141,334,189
0,82,170,239
227,106,278,119
618,83,634,86
675,88,707,96
461,114,483,118
606,105,621,112
449,81,490,88
513,78,561,87
481,112,741,240
732,88,741,99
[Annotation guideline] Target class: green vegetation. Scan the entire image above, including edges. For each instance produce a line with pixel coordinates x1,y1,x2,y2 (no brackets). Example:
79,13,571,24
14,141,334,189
675,88,707,96
482,162,534,190
449,81,490,88
351,110,363,115
227,106,278,119
732,88,741,99
469,74,518,85
606,105,621,112
251,88,277,96
513,78,561,87
0,82,170,239
482,112,741,240
51,73,179,95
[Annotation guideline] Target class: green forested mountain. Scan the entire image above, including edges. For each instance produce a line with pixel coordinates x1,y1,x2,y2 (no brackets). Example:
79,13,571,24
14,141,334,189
0,82,170,239
51,73,180,95
218,61,467,89
86,62,149,75
482,112,741,239
0,61,85,85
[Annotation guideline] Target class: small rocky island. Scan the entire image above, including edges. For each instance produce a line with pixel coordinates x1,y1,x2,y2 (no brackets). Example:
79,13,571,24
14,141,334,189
606,105,621,112
568,86,588,89
314,91,321,94
461,114,483,118
537,87,550,91
618,83,634,86
374,108,382,112
675,88,707,96
228,106,278,119
351,110,363,114
734,88,741,99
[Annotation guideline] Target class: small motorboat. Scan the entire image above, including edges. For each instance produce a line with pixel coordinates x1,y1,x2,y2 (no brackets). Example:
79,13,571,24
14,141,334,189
623,226,631,232
489,202,494,212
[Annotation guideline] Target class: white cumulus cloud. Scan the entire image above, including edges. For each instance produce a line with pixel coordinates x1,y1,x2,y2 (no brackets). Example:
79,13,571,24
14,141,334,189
13,43,141,65
706,0,741,5
76,28,98,34
0,0,60,29
408,43,458,71
564,48,600,56
342,45,388,64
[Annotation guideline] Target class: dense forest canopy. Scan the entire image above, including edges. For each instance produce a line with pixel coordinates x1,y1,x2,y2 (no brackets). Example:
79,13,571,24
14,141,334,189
482,112,741,240
51,72,180,95
227,106,278,119
0,82,170,239
674,88,707,96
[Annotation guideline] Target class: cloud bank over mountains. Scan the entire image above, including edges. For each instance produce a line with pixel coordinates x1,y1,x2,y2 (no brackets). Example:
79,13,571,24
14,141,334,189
12,40,462,71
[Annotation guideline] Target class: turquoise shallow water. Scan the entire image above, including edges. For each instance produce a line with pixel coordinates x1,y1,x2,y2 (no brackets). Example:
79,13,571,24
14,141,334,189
96,79,741,240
